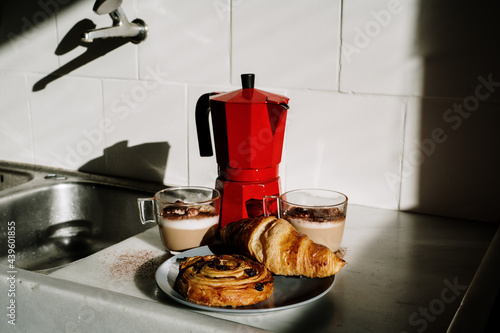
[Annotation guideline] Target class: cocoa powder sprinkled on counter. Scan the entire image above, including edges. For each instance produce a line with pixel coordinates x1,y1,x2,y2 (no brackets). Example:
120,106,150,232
98,249,161,282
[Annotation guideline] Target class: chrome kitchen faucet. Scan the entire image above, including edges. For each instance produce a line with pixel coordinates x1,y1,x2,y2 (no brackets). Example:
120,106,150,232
81,0,147,44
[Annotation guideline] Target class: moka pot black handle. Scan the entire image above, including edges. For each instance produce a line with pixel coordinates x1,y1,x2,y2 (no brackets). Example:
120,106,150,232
195,92,218,157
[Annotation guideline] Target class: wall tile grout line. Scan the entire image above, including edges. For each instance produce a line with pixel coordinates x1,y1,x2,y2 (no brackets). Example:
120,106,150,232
396,97,409,211
337,0,344,92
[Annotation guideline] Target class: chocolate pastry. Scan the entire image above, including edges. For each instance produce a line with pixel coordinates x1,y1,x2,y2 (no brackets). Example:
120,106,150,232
175,254,274,307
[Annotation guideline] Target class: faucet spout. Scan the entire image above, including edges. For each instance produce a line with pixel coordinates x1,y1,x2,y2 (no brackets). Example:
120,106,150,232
81,6,147,44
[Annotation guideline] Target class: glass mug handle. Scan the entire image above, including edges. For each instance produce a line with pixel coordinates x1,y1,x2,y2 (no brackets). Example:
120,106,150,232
262,195,281,218
137,197,156,224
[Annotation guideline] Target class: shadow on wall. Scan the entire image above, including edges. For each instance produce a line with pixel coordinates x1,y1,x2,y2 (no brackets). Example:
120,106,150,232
413,0,500,222
0,0,136,91
79,141,170,184
0,0,78,46
32,18,131,91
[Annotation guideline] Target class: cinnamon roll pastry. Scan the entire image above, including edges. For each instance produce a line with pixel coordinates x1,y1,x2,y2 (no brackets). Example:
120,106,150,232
175,254,274,307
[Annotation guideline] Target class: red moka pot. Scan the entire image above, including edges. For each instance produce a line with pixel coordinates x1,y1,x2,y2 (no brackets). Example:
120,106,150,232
196,74,289,227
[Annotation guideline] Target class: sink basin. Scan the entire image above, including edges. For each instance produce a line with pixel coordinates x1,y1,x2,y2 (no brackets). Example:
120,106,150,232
0,162,164,273
0,167,34,191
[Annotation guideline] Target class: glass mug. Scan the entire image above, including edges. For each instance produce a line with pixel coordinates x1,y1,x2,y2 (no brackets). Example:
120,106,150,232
263,189,348,252
137,186,221,253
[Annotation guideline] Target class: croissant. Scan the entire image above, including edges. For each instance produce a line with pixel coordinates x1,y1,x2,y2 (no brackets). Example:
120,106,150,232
175,254,274,307
220,216,346,278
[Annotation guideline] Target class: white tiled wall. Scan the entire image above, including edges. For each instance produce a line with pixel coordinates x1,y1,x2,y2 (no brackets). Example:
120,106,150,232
1,0,499,222
55,0,139,79
341,0,423,96
231,0,341,90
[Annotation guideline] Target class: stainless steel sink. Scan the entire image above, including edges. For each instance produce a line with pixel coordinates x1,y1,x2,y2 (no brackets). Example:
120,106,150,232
0,167,34,191
0,161,165,273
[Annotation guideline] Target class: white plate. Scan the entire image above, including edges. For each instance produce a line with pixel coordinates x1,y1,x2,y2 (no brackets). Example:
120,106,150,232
155,245,336,313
